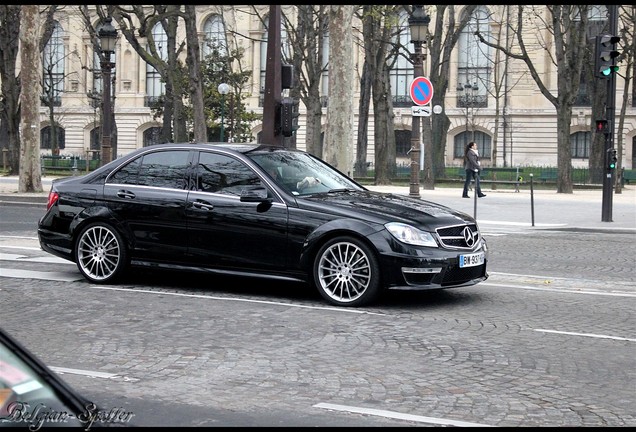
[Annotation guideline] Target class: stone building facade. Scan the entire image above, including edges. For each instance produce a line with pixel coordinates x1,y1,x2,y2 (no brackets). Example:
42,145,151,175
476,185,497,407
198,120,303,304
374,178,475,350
12,5,636,171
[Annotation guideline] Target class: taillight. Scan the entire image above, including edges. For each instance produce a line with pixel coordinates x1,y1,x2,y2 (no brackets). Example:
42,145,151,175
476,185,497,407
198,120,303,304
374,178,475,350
46,191,59,211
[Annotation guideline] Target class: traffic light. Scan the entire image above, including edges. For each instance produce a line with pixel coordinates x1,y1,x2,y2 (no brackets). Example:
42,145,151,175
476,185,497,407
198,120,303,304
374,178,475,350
595,119,610,135
280,97,300,137
594,34,620,78
281,64,295,89
607,148,617,170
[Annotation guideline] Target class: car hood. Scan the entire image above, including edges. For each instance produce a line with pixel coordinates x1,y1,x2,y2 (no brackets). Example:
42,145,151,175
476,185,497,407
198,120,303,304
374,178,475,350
300,190,475,229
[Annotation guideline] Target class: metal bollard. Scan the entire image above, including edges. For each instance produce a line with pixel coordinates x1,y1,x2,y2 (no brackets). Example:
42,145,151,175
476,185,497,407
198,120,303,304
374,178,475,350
529,173,535,227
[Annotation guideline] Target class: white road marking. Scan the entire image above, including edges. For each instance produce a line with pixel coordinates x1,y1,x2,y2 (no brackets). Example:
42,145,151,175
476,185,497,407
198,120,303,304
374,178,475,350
533,329,636,342
0,245,41,251
0,268,83,281
0,252,70,264
49,366,141,382
483,282,636,298
49,366,118,379
89,286,387,315
478,220,566,227
313,402,494,427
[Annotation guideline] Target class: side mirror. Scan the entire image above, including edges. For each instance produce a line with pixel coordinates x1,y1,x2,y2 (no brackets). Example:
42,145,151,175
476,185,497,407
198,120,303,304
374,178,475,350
240,186,272,203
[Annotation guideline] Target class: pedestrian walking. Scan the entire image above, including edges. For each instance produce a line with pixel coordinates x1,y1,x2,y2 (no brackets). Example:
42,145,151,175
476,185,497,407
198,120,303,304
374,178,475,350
462,141,486,198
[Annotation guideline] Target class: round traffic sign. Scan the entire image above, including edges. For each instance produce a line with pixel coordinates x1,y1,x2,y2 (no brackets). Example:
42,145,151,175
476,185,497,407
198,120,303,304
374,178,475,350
410,76,434,106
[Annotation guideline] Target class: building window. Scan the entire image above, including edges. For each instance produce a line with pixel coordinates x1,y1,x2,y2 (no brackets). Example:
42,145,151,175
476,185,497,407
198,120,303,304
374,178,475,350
570,131,590,159
457,6,490,109
390,9,413,107
259,19,268,108
89,127,100,159
454,131,491,160
395,130,411,158
42,21,64,107
143,127,162,147
203,14,226,58
320,30,329,105
40,125,66,151
145,23,167,107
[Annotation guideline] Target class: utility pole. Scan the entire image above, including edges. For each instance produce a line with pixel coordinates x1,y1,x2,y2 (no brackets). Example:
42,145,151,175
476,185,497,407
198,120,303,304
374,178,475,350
601,5,618,222
261,5,283,146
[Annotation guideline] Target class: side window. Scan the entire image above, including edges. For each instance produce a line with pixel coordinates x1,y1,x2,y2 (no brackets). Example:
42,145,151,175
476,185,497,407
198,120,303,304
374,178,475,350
196,152,261,196
110,157,141,184
109,150,189,189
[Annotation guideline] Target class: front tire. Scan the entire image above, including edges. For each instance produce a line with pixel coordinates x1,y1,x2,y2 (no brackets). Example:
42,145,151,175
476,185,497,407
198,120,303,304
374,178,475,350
313,236,381,307
75,222,128,284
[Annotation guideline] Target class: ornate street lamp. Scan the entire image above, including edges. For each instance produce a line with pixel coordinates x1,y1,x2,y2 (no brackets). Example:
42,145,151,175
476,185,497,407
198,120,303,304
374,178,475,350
99,17,117,166
457,81,479,146
217,83,230,142
408,5,430,198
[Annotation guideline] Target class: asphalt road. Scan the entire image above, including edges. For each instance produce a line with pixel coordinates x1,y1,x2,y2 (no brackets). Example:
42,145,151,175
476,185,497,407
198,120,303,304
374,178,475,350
1,203,635,427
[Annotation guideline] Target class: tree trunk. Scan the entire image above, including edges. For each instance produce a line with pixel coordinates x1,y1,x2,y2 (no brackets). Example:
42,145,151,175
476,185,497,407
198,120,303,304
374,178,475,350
323,6,354,175
185,5,206,142
18,5,42,193
355,61,371,177
372,67,396,184
0,5,22,175
556,109,573,193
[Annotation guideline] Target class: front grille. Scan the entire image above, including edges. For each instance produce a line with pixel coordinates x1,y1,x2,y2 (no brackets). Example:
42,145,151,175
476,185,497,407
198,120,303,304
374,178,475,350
441,263,486,286
436,224,480,249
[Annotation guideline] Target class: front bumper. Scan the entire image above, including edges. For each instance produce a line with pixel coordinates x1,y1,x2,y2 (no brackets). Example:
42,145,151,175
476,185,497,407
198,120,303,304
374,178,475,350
369,228,489,290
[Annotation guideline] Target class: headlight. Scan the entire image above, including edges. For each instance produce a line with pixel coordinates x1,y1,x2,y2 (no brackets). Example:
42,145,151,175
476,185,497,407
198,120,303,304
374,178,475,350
385,222,438,247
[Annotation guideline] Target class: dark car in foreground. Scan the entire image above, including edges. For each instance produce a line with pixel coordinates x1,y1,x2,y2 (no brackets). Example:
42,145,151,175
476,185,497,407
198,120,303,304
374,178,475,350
38,142,488,307
0,327,133,429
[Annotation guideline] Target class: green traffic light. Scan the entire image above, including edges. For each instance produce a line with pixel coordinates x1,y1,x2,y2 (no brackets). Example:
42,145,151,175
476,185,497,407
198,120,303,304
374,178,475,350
609,162,616,169
600,65,619,76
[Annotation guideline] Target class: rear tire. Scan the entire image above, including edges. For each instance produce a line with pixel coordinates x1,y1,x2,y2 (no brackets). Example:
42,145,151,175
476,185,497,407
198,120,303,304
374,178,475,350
75,222,128,284
313,236,381,307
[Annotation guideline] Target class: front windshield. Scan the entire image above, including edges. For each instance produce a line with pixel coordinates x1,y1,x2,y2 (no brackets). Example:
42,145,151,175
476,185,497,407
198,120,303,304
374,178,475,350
248,149,364,196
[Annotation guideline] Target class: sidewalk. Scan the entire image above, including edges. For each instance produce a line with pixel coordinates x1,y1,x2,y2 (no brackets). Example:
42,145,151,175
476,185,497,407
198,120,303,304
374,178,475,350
368,183,636,233
1,175,635,232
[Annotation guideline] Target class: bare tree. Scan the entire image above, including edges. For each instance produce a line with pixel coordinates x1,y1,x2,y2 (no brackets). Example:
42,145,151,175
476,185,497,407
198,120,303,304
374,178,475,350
110,5,191,143
476,5,591,193
423,5,476,186
322,5,354,175
276,6,329,156
18,5,42,192
358,5,401,185
0,5,57,175
41,24,80,157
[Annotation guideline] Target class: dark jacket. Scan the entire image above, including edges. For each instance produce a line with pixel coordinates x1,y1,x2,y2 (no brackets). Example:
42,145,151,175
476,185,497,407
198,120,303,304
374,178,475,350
464,149,480,172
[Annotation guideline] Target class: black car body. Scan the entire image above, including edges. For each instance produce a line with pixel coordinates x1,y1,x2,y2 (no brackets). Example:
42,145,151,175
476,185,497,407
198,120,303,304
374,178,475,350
38,143,488,307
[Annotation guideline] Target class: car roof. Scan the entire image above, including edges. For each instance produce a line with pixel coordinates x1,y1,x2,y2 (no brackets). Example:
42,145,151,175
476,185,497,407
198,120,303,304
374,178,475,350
137,142,300,155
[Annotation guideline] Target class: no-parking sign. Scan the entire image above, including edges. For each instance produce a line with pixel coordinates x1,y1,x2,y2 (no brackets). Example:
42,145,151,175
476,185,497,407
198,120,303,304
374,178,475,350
410,76,434,106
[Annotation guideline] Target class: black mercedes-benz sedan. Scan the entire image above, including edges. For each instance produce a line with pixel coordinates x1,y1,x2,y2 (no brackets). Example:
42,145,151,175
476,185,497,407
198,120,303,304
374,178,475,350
38,143,488,307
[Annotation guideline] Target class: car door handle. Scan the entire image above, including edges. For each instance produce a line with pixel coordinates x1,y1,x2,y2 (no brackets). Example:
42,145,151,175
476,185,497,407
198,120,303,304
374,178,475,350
192,200,214,211
117,190,136,199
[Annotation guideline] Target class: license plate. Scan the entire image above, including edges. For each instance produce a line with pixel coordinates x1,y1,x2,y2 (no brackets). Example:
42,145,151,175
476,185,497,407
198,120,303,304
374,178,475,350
459,252,484,268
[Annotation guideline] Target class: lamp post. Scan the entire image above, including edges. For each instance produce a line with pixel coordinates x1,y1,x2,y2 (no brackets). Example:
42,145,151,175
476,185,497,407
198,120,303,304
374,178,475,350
218,83,230,142
98,17,117,167
457,81,478,146
408,5,430,198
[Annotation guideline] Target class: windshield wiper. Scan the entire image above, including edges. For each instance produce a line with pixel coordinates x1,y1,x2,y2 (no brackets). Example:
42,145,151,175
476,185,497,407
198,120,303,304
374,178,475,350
328,188,357,193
